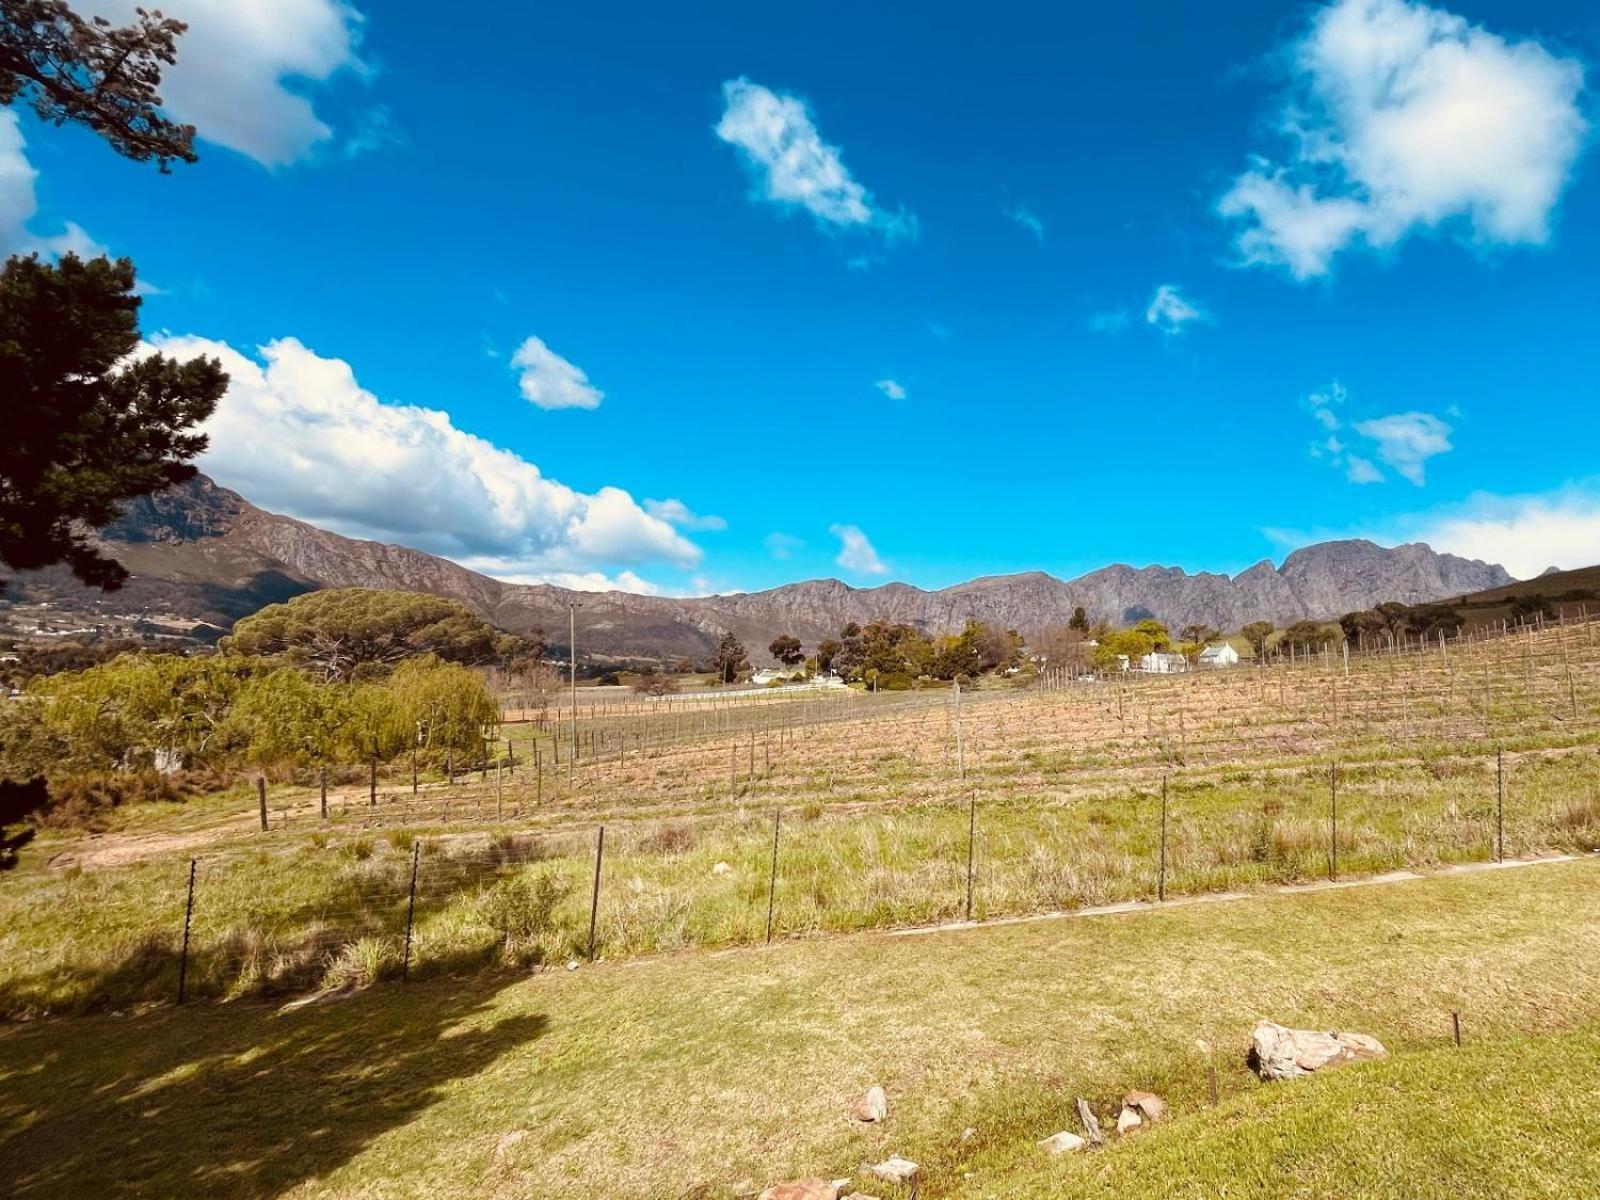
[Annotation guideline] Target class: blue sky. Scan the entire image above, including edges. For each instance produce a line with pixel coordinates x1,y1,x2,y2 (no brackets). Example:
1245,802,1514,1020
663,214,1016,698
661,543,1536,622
5,0,1600,594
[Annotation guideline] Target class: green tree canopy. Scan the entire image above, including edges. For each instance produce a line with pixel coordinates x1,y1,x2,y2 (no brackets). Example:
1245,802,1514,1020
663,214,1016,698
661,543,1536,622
0,254,227,589
1241,620,1275,657
712,631,748,684
222,588,511,681
1093,629,1155,670
2,0,197,168
767,634,804,667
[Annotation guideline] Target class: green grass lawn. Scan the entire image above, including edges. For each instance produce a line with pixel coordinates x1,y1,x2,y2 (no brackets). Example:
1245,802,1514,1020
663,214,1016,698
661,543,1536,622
2,857,1597,1199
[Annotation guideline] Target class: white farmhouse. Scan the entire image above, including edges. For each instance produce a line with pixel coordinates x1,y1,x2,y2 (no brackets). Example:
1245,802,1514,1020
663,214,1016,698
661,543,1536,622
1139,651,1188,674
1197,643,1240,668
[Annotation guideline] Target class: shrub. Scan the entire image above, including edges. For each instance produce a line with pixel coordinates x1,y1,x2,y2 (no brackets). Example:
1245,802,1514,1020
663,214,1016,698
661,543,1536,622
639,822,697,855
36,770,185,831
475,871,570,965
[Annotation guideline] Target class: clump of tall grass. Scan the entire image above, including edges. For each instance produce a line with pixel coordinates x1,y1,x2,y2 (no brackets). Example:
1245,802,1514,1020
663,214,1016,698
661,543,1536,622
474,870,570,965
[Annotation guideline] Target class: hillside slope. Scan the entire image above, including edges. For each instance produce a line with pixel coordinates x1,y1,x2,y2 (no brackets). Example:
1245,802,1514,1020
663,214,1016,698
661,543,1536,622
0,474,1516,659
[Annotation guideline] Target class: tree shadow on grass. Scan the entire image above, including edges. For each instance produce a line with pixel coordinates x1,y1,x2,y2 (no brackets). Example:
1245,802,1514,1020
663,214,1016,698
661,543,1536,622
0,972,546,1198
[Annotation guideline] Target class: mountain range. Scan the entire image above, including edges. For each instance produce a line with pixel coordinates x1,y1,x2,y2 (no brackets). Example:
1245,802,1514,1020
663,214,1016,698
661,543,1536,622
0,474,1516,662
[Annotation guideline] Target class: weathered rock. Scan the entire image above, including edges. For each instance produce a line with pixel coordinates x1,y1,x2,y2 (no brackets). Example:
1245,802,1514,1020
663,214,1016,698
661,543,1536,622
1115,1107,1142,1136
1123,1091,1166,1122
756,1181,837,1200
1251,1021,1387,1081
1075,1098,1103,1147
1039,1131,1087,1155
869,1156,919,1186
851,1085,889,1123
960,1127,977,1143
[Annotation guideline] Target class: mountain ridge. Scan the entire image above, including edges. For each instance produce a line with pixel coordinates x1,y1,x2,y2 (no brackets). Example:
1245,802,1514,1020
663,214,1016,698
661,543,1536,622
0,475,1516,662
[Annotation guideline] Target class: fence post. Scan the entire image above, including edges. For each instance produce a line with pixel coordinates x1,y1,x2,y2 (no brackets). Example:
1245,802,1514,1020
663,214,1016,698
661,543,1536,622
257,775,267,831
402,839,421,981
1158,774,1168,902
412,745,418,795
1329,762,1338,881
369,752,378,806
1496,750,1505,863
587,825,605,960
176,857,197,1005
964,791,977,922
766,810,781,944
319,766,328,819
495,763,503,821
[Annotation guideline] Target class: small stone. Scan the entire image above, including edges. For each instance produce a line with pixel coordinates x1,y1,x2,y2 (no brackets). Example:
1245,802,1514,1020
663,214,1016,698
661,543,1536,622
869,1156,919,1186
851,1085,889,1123
1250,1021,1387,1081
1123,1091,1166,1122
1039,1131,1087,1155
960,1127,977,1143
713,861,733,876
756,1181,838,1200
1116,1106,1142,1136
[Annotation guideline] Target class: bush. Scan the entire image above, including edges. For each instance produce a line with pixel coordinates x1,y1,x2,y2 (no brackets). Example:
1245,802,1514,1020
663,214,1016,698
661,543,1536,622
639,822,697,855
36,770,185,831
476,871,570,965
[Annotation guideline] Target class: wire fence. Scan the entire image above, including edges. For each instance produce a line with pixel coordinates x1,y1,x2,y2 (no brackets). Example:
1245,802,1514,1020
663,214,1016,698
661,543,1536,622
4,616,1598,1018
6,737,1596,1019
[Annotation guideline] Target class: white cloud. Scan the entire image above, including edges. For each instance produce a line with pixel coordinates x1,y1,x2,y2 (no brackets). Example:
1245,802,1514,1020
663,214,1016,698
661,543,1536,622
1345,455,1385,484
875,378,908,401
0,111,106,259
483,569,665,596
1004,203,1045,243
645,498,727,532
1406,488,1600,579
1352,411,1453,484
715,77,916,242
1302,381,1452,485
1145,285,1208,334
764,532,804,560
1220,0,1588,279
87,0,368,167
147,334,702,583
510,337,604,411
829,523,889,576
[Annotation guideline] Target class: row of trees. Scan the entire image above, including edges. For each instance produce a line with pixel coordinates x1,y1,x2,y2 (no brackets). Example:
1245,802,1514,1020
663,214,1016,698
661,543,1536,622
0,652,500,783
808,619,1024,685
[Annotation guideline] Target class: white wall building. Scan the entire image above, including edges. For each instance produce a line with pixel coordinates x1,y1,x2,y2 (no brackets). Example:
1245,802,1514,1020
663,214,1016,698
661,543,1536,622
1197,643,1240,668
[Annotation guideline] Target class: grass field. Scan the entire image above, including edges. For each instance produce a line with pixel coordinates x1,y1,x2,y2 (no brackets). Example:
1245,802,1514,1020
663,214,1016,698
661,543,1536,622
3,620,1599,1017
2,858,1596,1198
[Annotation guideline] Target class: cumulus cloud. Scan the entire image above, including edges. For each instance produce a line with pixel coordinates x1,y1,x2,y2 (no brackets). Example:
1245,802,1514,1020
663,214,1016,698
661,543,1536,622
0,112,106,259
645,498,727,532
482,569,665,596
1145,285,1208,334
1352,412,1453,484
875,378,908,400
87,0,368,166
1003,203,1045,243
1219,0,1588,279
764,532,804,560
715,77,916,242
829,523,889,576
1405,487,1600,579
1304,381,1453,485
148,334,702,583
510,337,604,410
